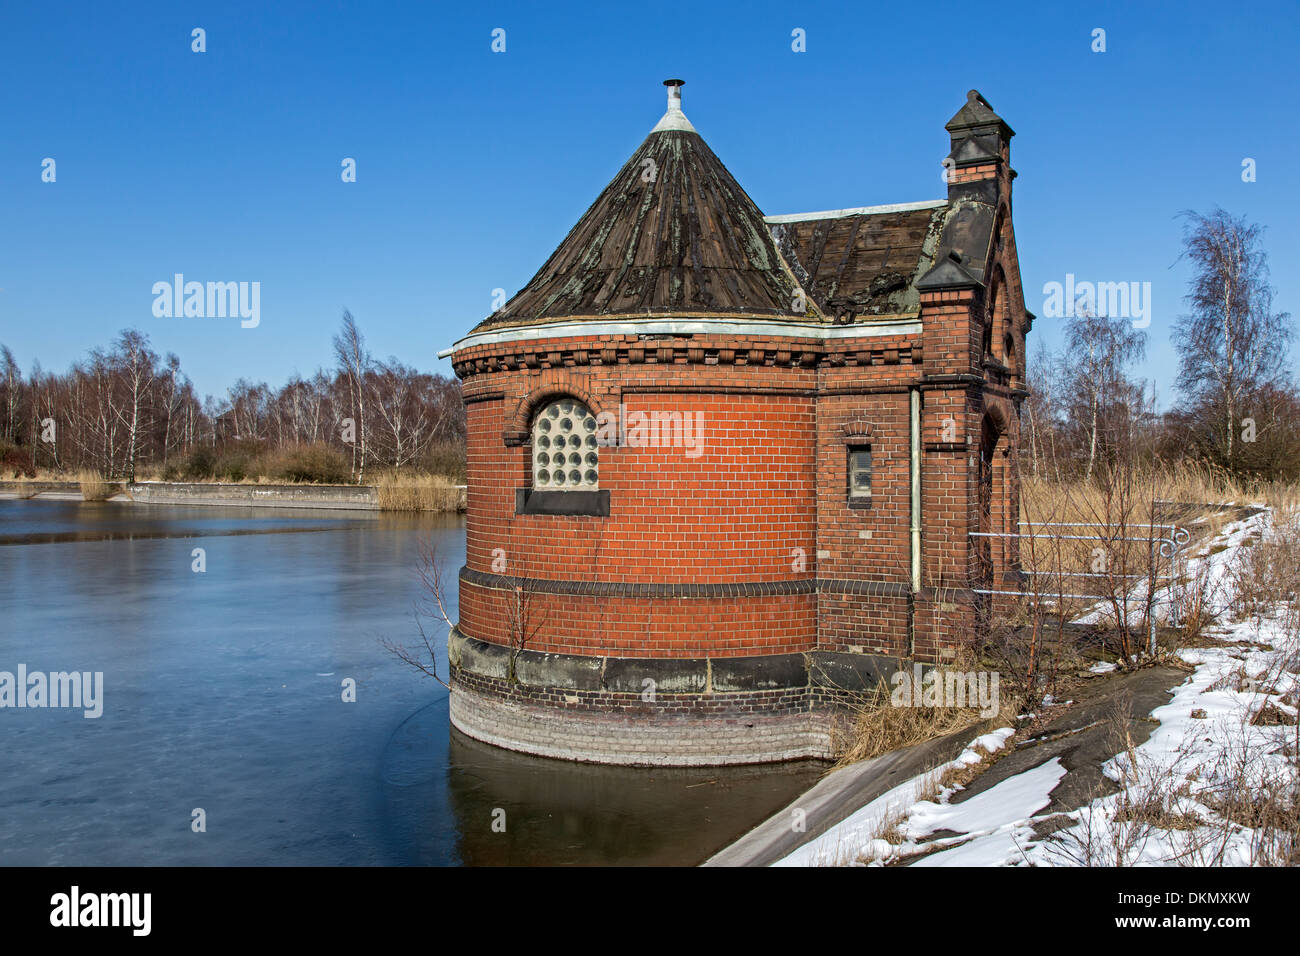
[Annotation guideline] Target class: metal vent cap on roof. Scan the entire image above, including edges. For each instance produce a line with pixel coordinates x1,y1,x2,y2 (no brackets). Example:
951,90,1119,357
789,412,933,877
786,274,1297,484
652,78,696,133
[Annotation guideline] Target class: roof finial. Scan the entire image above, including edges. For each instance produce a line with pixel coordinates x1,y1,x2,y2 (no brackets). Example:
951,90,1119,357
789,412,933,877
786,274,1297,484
652,78,695,133
665,78,684,110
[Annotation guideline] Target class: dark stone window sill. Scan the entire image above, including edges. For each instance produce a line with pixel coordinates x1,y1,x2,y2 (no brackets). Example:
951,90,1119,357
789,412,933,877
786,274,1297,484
515,488,610,517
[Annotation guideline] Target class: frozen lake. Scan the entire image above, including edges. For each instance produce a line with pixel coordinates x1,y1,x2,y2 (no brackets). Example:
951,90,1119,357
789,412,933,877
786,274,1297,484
0,498,822,865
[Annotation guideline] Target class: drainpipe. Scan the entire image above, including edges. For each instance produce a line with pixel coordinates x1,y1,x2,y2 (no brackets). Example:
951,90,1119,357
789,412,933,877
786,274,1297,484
910,389,921,593
909,389,921,659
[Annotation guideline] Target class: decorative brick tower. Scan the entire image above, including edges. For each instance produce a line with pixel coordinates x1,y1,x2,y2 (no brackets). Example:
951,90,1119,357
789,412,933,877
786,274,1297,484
443,84,1031,765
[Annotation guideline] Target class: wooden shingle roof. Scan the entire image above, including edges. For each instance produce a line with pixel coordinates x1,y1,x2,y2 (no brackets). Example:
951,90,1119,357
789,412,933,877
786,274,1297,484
470,85,1007,335
767,203,948,319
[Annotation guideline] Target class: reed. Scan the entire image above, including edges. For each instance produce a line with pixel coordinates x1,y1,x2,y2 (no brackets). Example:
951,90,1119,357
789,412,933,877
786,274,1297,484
374,471,462,512
76,469,114,501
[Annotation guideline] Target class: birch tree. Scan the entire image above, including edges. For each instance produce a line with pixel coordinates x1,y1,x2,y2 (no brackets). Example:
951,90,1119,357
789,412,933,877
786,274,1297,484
333,311,371,483
1063,308,1146,482
1173,209,1292,472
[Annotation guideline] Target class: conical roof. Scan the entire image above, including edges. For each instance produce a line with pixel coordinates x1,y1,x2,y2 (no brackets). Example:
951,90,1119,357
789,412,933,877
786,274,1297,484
472,81,815,332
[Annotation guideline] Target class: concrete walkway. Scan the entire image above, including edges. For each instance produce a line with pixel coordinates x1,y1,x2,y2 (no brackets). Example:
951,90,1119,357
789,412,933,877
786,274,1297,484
704,663,1190,867
703,721,998,867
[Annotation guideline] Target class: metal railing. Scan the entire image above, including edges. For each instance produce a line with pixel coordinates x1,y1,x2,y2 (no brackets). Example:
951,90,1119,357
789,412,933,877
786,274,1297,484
969,521,1190,656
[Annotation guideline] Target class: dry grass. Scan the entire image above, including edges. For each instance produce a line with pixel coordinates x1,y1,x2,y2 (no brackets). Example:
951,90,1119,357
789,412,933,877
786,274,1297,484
829,653,1016,768
6,469,67,484
814,772,939,866
1193,733,1300,865
1023,461,1299,532
76,470,114,501
1045,698,1210,865
859,803,910,859
1030,461,1299,512
1020,472,1174,583
1155,460,1300,511
374,471,462,512
831,678,979,767
1229,506,1300,632
936,742,1005,792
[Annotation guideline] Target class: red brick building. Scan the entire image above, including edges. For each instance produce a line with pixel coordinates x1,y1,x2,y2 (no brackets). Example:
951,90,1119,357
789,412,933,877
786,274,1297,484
443,82,1031,765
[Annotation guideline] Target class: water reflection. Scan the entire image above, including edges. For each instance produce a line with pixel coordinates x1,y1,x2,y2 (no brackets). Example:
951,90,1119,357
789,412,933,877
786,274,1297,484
442,731,824,866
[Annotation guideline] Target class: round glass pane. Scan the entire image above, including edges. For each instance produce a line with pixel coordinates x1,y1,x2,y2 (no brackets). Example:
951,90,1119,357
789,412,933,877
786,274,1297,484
533,399,597,491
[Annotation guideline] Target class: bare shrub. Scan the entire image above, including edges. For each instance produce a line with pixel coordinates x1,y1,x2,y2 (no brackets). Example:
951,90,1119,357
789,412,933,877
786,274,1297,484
1228,507,1300,631
381,539,457,690
383,541,549,687
1171,557,1222,644
245,442,352,484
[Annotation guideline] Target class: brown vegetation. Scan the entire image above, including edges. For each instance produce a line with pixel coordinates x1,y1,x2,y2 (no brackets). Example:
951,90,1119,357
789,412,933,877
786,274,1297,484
76,469,114,501
374,471,461,512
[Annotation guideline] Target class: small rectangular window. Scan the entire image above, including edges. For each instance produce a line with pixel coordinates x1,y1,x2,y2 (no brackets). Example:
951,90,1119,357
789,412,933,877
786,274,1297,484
848,446,872,503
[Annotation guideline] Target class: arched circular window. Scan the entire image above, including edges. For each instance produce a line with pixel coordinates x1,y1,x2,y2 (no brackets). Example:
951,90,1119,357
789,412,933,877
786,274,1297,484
533,399,598,490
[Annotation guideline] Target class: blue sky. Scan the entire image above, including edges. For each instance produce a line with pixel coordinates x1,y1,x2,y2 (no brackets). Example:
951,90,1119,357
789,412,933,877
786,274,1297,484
1,0,1295,407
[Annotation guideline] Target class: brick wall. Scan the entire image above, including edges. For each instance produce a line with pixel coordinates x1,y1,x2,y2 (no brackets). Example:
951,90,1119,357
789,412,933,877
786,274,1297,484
454,291,1027,671
455,328,951,660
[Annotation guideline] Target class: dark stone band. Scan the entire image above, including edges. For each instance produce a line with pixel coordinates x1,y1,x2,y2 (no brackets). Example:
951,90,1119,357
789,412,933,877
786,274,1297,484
459,566,915,600
449,628,897,695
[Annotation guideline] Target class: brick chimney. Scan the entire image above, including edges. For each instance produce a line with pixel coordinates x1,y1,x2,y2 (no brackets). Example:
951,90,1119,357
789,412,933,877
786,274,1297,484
943,89,1014,194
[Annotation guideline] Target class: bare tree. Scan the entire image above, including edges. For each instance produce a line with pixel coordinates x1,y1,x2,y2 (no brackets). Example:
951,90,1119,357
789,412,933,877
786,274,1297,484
226,378,271,442
158,353,187,468
1063,308,1147,482
0,345,24,444
332,311,370,484
367,360,457,469
28,360,62,471
1,322,464,483
106,330,159,480
1173,208,1293,472
502,561,548,681
1023,339,1064,481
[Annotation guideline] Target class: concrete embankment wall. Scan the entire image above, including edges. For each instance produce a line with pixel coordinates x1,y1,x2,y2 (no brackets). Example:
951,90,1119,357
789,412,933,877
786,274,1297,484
0,480,467,512
0,480,127,499
127,481,380,510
